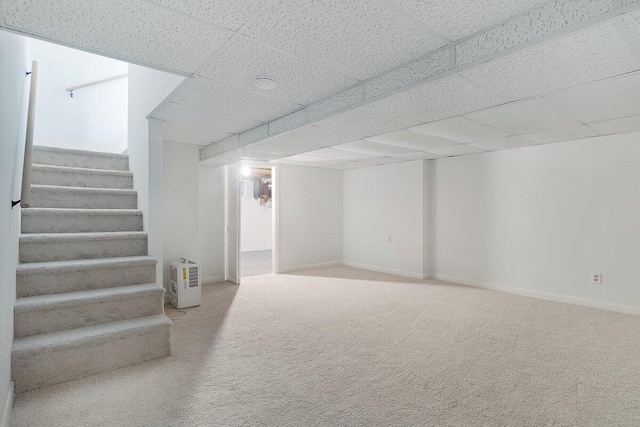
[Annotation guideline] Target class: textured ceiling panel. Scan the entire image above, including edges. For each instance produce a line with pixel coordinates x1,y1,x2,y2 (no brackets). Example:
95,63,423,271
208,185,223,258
153,102,262,134
365,130,457,151
460,23,639,102
163,122,231,144
171,78,301,123
393,0,547,41
426,144,486,156
371,76,506,123
329,162,374,169
465,98,582,135
249,125,358,155
467,135,538,151
360,157,406,165
544,73,640,123
315,105,420,137
409,117,510,143
587,115,640,135
241,0,444,80
240,150,283,162
520,125,600,144
148,0,269,31
623,9,640,47
1,0,233,73
391,151,445,160
305,148,379,161
198,35,359,105
276,154,346,166
331,140,417,156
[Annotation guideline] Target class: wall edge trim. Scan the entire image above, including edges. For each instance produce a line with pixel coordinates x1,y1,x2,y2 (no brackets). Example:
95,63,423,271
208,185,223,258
0,381,14,427
279,261,343,274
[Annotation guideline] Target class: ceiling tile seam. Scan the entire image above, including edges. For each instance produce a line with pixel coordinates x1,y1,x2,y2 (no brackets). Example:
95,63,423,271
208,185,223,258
0,4,6,27
454,75,509,106
166,100,267,125
164,139,209,147
540,96,591,127
194,74,306,107
613,16,640,64
375,0,453,46
136,0,238,32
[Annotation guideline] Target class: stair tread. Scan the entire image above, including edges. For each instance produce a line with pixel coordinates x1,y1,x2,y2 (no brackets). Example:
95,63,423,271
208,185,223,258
33,145,129,160
15,283,164,312
16,255,156,274
32,163,133,176
13,314,171,354
22,208,142,216
31,184,136,195
20,231,147,242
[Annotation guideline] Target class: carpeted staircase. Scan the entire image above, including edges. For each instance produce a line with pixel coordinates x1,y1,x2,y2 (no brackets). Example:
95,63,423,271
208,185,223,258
12,146,171,394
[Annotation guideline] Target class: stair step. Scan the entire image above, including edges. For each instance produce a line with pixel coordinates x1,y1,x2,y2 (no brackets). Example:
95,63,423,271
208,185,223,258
19,232,147,263
31,164,133,189
22,208,143,233
30,185,137,209
33,145,129,171
12,314,171,393
16,256,157,297
14,283,165,338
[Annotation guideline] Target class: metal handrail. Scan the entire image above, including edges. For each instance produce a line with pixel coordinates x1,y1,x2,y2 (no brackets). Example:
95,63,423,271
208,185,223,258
65,73,127,98
14,60,38,209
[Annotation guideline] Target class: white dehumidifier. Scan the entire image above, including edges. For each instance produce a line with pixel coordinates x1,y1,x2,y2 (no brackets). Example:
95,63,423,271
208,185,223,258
168,258,201,309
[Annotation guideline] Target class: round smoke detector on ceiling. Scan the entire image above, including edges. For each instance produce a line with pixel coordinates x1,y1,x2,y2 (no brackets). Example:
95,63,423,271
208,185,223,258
254,77,278,90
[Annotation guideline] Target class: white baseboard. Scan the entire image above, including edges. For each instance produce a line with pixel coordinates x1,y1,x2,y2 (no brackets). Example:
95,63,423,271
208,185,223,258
343,261,426,280
201,276,224,284
433,274,640,316
1,382,14,427
278,261,343,274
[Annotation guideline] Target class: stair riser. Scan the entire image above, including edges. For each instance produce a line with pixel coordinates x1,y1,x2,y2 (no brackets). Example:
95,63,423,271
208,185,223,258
22,213,143,233
20,238,147,263
33,150,128,171
32,169,133,189
15,293,164,338
17,263,156,297
29,190,137,209
12,322,171,393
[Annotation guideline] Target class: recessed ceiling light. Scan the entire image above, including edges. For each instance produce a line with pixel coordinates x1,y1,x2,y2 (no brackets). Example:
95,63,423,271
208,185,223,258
254,77,278,90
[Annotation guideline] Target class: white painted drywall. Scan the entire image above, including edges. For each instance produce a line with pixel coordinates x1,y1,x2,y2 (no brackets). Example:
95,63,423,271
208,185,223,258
343,160,428,278
199,165,224,283
0,31,30,427
31,39,128,153
277,164,343,272
240,178,272,252
431,131,640,312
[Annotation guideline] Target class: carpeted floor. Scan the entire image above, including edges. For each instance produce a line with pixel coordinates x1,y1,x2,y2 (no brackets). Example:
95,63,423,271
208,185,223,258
10,266,640,426
241,249,272,277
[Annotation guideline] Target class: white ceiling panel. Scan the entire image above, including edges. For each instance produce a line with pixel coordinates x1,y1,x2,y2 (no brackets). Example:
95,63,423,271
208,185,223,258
249,125,359,155
315,105,420,137
460,23,640,101
465,98,582,135
1,0,233,74
331,140,417,156
409,117,510,143
163,121,231,145
390,151,445,160
624,9,640,49
276,154,347,166
329,162,374,169
371,75,507,123
467,135,537,151
392,0,547,41
520,125,599,144
426,145,486,156
358,156,407,165
366,130,459,151
148,0,269,31
152,102,262,134
587,115,640,135
241,0,444,80
171,78,302,123
544,73,640,123
240,150,283,162
198,35,359,105
305,148,380,161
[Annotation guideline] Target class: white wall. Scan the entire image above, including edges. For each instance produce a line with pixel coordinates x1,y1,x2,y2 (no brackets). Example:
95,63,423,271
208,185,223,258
343,160,428,279
31,39,128,153
240,178,272,252
0,30,30,427
432,132,640,313
199,166,224,283
277,164,343,272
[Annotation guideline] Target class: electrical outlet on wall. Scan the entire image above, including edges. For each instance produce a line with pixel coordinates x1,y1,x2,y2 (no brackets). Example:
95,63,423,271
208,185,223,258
591,272,603,285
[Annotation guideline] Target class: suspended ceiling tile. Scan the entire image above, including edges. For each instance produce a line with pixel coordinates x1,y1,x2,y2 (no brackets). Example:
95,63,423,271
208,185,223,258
331,140,417,156
460,23,640,102
241,0,444,80
153,102,262,134
365,130,457,151
520,125,599,144
315,105,420,137
148,0,269,31
240,150,283,162
426,144,486,156
163,122,231,144
278,154,346,166
360,157,407,165
544,73,640,123
305,148,380,161
465,98,582,135
329,162,374,169
1,0,233,74
198,35,359,105
587,115,640,135
371,76,507,123
467,135,537,151
392,0,547,41
171,78,301,123
392,151,446,160
624,9,640,47
200,150,242,167
164,139,210,146
409,117,510,143
248,125,359,155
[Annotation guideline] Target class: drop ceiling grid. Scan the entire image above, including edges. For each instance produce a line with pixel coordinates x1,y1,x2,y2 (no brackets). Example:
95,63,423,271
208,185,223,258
163,122,232,145
154,102,264,134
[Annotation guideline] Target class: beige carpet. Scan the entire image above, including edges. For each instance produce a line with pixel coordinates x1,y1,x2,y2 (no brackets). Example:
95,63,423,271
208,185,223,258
10,266,640,426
